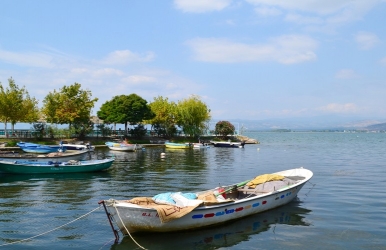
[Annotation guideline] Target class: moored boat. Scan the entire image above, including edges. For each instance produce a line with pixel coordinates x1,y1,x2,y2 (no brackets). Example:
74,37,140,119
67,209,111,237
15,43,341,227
165,142,193,149
0,150,91,162
17,142,67,153
60,141,95,151
0,157,114,174
211,141,245,148
105,141,138,151
192,142,210,149
99,167,313,237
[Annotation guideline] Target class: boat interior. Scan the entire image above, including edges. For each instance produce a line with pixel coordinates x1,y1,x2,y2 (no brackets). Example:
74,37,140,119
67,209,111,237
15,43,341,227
220,176,306,200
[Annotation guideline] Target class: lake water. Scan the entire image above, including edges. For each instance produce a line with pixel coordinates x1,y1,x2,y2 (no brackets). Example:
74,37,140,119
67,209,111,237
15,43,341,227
0,132,385,250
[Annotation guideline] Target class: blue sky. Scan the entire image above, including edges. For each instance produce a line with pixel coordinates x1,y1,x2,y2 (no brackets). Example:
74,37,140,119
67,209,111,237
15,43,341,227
1,0,386,122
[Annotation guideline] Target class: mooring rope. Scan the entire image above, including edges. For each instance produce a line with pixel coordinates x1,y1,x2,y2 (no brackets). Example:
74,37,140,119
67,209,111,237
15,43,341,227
302,181,315,201
0,206,102,247
113,204,147,250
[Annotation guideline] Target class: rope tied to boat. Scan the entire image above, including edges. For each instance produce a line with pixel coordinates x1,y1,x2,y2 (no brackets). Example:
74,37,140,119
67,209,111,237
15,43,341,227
113,202,147,250
0,206,102,248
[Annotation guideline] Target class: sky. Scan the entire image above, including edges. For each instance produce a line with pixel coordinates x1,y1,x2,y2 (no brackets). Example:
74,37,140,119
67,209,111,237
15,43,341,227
1,0,386,123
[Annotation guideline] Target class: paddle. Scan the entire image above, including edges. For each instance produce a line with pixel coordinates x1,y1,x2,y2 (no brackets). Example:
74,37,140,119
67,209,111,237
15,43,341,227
215,179,252,197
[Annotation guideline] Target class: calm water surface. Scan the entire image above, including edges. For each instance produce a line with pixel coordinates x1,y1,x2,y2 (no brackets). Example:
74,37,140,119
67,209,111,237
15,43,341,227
0,132,385,249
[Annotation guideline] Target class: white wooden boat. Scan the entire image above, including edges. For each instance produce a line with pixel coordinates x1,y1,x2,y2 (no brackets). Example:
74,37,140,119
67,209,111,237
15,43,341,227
100,167,313,237
105,142,138,151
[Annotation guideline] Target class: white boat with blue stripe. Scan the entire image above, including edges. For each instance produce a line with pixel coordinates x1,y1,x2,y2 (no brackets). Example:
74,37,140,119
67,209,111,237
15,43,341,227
99,167,313,239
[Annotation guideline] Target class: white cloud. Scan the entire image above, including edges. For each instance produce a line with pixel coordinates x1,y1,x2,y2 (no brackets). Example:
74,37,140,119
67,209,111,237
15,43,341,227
71,68,88,74
246,0,382,32
0,49,54,68
0,46,202,112
186,35,318,64
90,68,125,78
254,7,282,16
70,67,125,77
335,69,358,79
355,32,380,50
245,0,380,15
174,0,232,13
380,57,386,65
318,103,359,113
99,50,155,65
123,75,157,84
285,13,323,25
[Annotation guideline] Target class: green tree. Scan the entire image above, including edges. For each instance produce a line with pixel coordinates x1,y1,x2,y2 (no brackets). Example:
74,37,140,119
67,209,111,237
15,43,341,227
0,77,39,137
146,96,178,138
97,94,154,133
42,83,98,128
72,119,94,139
31,122,48,140
176,95,211,138
215,121,235,139
96,123,112,137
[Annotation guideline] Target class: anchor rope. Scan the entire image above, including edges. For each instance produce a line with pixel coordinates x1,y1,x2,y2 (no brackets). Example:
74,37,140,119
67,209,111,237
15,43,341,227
0,206,102,247
113,204,147,250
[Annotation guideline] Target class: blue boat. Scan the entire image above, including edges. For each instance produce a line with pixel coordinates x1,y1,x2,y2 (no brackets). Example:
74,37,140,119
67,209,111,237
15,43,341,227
17,142,67,154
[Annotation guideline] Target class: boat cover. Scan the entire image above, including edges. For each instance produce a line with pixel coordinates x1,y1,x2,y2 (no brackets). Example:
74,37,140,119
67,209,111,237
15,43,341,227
246,174,285,188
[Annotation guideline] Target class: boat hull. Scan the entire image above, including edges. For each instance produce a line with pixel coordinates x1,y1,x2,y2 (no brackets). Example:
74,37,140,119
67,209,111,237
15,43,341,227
103,168,312,233
0,158,114,174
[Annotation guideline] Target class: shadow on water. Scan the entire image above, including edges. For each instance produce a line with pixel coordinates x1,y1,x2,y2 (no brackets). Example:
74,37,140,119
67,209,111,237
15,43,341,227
0,171,112,184
110,200,312,250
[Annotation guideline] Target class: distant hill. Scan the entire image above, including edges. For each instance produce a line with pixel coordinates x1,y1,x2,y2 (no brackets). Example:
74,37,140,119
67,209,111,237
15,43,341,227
217,116,386,131
365,123,386,131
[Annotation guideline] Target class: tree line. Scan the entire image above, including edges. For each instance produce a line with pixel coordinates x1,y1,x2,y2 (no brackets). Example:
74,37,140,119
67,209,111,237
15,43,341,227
0,78,235,139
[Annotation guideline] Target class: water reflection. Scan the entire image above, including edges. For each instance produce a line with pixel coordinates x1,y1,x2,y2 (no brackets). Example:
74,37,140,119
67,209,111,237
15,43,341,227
97,147,212,195
110,200,311,250
0,171,112,185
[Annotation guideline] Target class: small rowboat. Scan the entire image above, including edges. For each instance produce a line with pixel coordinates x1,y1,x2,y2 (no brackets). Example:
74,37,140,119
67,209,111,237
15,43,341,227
17,142,67,153
165,142,193,149
211,141,245,148
99,167,313,240
193,143,210,149
105,142,138,151
0,157,114,174
60,141,95,151
0,150,91,162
